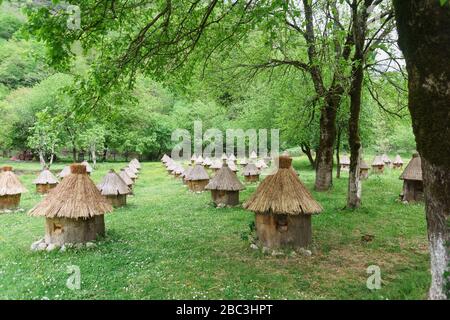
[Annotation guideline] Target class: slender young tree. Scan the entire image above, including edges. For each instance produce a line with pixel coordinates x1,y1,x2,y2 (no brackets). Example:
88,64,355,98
394,0,450,300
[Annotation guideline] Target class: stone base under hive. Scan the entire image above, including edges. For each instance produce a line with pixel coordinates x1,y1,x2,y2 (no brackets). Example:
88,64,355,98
44,215,105,245
244,175,259,183
36,183,57,194
255,213,312,249
401,180,424,202
188,179,209,192
0,194,21,210
372,165,384,174
105,194,127,207
211,190,239,206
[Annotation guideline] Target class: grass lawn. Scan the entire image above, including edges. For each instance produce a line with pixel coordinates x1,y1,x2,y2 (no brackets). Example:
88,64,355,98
0,156,430,299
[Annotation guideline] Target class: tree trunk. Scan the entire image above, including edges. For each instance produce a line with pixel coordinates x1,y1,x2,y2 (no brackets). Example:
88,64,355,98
315,96,339,191
394,0,450,299
72,146,77,163
301,142,316,169
347,0,368,209
336,127,341,179
38,151,46,170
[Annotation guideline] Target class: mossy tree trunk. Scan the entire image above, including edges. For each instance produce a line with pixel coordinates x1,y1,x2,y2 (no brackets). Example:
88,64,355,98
394,0,450,300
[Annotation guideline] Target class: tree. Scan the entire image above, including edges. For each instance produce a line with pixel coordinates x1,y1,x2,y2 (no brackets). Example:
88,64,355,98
393,0,450,300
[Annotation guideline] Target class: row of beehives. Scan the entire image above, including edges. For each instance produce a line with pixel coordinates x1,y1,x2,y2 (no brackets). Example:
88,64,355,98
0,159,142,248
340,153,405,176
162,152,424,250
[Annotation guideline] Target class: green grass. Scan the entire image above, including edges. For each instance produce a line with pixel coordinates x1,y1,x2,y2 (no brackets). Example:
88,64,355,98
0,156,430,300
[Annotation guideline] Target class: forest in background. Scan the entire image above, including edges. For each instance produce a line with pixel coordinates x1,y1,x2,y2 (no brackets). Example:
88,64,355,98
0,1,415,164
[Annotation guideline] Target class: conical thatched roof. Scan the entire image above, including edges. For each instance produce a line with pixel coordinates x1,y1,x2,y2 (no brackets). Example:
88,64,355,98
124,166,137,179
161,154,169,163
186,164,209,181
190,154,197,162
340,154,350,165
244,156,322,215
81,161,93,173
28,164,113,219
243,163,259,176
381,154,391,163
127,164,139,175
202,157,212,166
210,159,222,169
205,162,245,191
393,154,404,165
33,168,59,185
372,155,384,166
360,159,370,169
221,153,228,161
58,166,71,178
181,165,193,179
400,153,422,181
131,158,141,169
97,169,130,196
255,159,268,169
165,158,174,168
0,167,28,196
250,150,258,159
228,154,236,161
173,164,184,175
119,169,134,186
196,155,204,163
238,157,248,165
227,160,238,172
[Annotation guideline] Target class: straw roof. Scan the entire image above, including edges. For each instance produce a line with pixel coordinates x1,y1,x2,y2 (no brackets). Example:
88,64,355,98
255,159,268,169
165,158,174,168
393,154,404,164
250,150,258,159
81,161,93,173
400,153,422,181
124,166,137,179
372,155,384,166
244,156,322,215
190,154,197,162
205,162,245,191
131,158,141,169
228,154,236,161
196,155,204,163
127,164,139,175
58,166,71,178
28,164,113,219
130,158,141,170
360,159,370,169
161,154,170,163
243,163,259,176
210,159,222,169
119,169,134,186
186,164,209,181
238,157,248,165
181,164,193,179
202,157,212,166
340,154,350,165
97,169,130,196
33,168,59,185
0,167,28,196
381,154,391,163
173,164,184,175
227,160,238,172
221,153,228,160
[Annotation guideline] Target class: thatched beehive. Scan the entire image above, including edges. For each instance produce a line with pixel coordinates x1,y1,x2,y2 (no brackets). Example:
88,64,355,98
244,156,322,249
393,154,404,169
28,164,113,245
242,162,260,182
127,163,139,176
227,160,238,173
228,154,236,162
161,154,169,164
372,155,385,174
399,153,423,202
81,160,93,175
196,155,204,164
0,166,28,210
130,158,141,170
202,157,212,168
205,161,245,206
238,157,248,167
172,164,184,178
33,168,58,194
360,159,370,180
340,154,350,171
185,161,209,192
209,159,222,173
255,159,268,170
97,169,131,207
124,166,137,182
119,168,134,190
250,150,258,160
58,166,71,179
181,164,193,185
381,154,392,168
190,154,197,164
